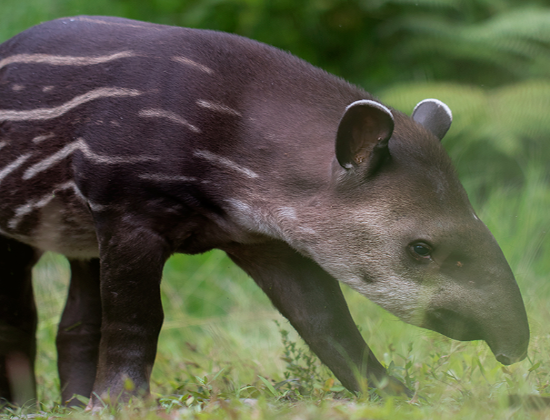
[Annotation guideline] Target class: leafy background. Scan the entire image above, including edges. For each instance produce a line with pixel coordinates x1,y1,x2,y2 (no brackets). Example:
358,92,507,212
1,0,550,418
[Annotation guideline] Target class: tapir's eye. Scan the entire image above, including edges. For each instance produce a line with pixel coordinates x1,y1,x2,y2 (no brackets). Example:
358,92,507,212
409,242,433,261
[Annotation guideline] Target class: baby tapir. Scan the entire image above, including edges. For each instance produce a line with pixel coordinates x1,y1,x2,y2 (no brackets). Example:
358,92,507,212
0,16,529,408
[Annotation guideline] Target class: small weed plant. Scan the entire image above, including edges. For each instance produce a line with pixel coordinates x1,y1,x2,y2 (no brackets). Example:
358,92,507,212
257,321,349,401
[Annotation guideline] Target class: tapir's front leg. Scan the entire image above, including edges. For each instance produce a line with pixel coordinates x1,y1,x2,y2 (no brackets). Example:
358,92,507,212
227,240,410,396
89,217,170,409
56,259,102,406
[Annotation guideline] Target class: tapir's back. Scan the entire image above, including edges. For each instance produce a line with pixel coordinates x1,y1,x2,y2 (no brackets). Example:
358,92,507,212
0,16,269,157
0,16,365,257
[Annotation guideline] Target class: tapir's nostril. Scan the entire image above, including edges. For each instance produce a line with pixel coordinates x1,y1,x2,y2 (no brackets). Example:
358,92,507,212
496,354,512,365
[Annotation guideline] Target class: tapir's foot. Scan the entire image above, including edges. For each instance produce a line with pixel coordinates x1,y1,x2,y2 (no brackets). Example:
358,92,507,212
362,354,413,399
364,373,413,399
85,398,103,413
85,387,151,413
85,394,123,413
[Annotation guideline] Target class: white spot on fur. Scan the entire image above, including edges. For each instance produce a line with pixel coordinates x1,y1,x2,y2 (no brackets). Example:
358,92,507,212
0,51,136,70
277,206,297,221
32,134,54,143
42,86,55,93
138,108,200,133
297,226,317,235
225,199,282,239
196,100,241,117
172,56,214,75
0,88,142,122
194,150,258,179
12,84,24,91
0,141,7,151
223,200,319,246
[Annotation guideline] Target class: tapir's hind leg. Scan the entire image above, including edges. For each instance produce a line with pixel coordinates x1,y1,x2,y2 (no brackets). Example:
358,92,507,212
0,235,39,407
56,259,101,406
227,240,411,396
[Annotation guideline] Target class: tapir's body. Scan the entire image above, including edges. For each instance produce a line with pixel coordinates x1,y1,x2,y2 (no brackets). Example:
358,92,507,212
0,16,528,407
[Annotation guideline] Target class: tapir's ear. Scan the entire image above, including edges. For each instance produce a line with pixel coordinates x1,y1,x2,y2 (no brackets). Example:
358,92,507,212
411,99,452,141
336,100,394,171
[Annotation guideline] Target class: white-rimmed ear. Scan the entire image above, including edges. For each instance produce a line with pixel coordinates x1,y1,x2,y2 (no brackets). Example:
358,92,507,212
335,100,394,172
412,99,452,141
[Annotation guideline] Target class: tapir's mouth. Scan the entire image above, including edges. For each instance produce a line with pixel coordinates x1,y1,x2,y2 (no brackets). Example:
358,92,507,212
494,352,527,365
421,308,484,342
422,307,530,366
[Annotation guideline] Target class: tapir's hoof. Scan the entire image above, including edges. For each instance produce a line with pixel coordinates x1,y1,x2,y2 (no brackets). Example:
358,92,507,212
85,397,107,413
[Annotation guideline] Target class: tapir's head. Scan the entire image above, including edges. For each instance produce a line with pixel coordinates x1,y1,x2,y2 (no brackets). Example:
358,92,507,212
309,98,529,365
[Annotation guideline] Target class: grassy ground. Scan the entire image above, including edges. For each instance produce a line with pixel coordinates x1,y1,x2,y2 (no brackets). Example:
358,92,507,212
0,169,547,419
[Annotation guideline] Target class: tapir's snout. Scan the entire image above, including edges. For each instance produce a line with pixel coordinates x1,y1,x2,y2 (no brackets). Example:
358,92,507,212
486,311,530,365
495,352,527,366
421,271,530,366
477,274,530,365
423,306,529,364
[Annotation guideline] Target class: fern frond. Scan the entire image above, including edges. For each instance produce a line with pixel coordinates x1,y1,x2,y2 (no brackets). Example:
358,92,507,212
384,8,550,79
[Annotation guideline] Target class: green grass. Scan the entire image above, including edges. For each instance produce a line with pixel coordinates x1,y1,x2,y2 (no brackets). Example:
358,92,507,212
4,169,547,419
